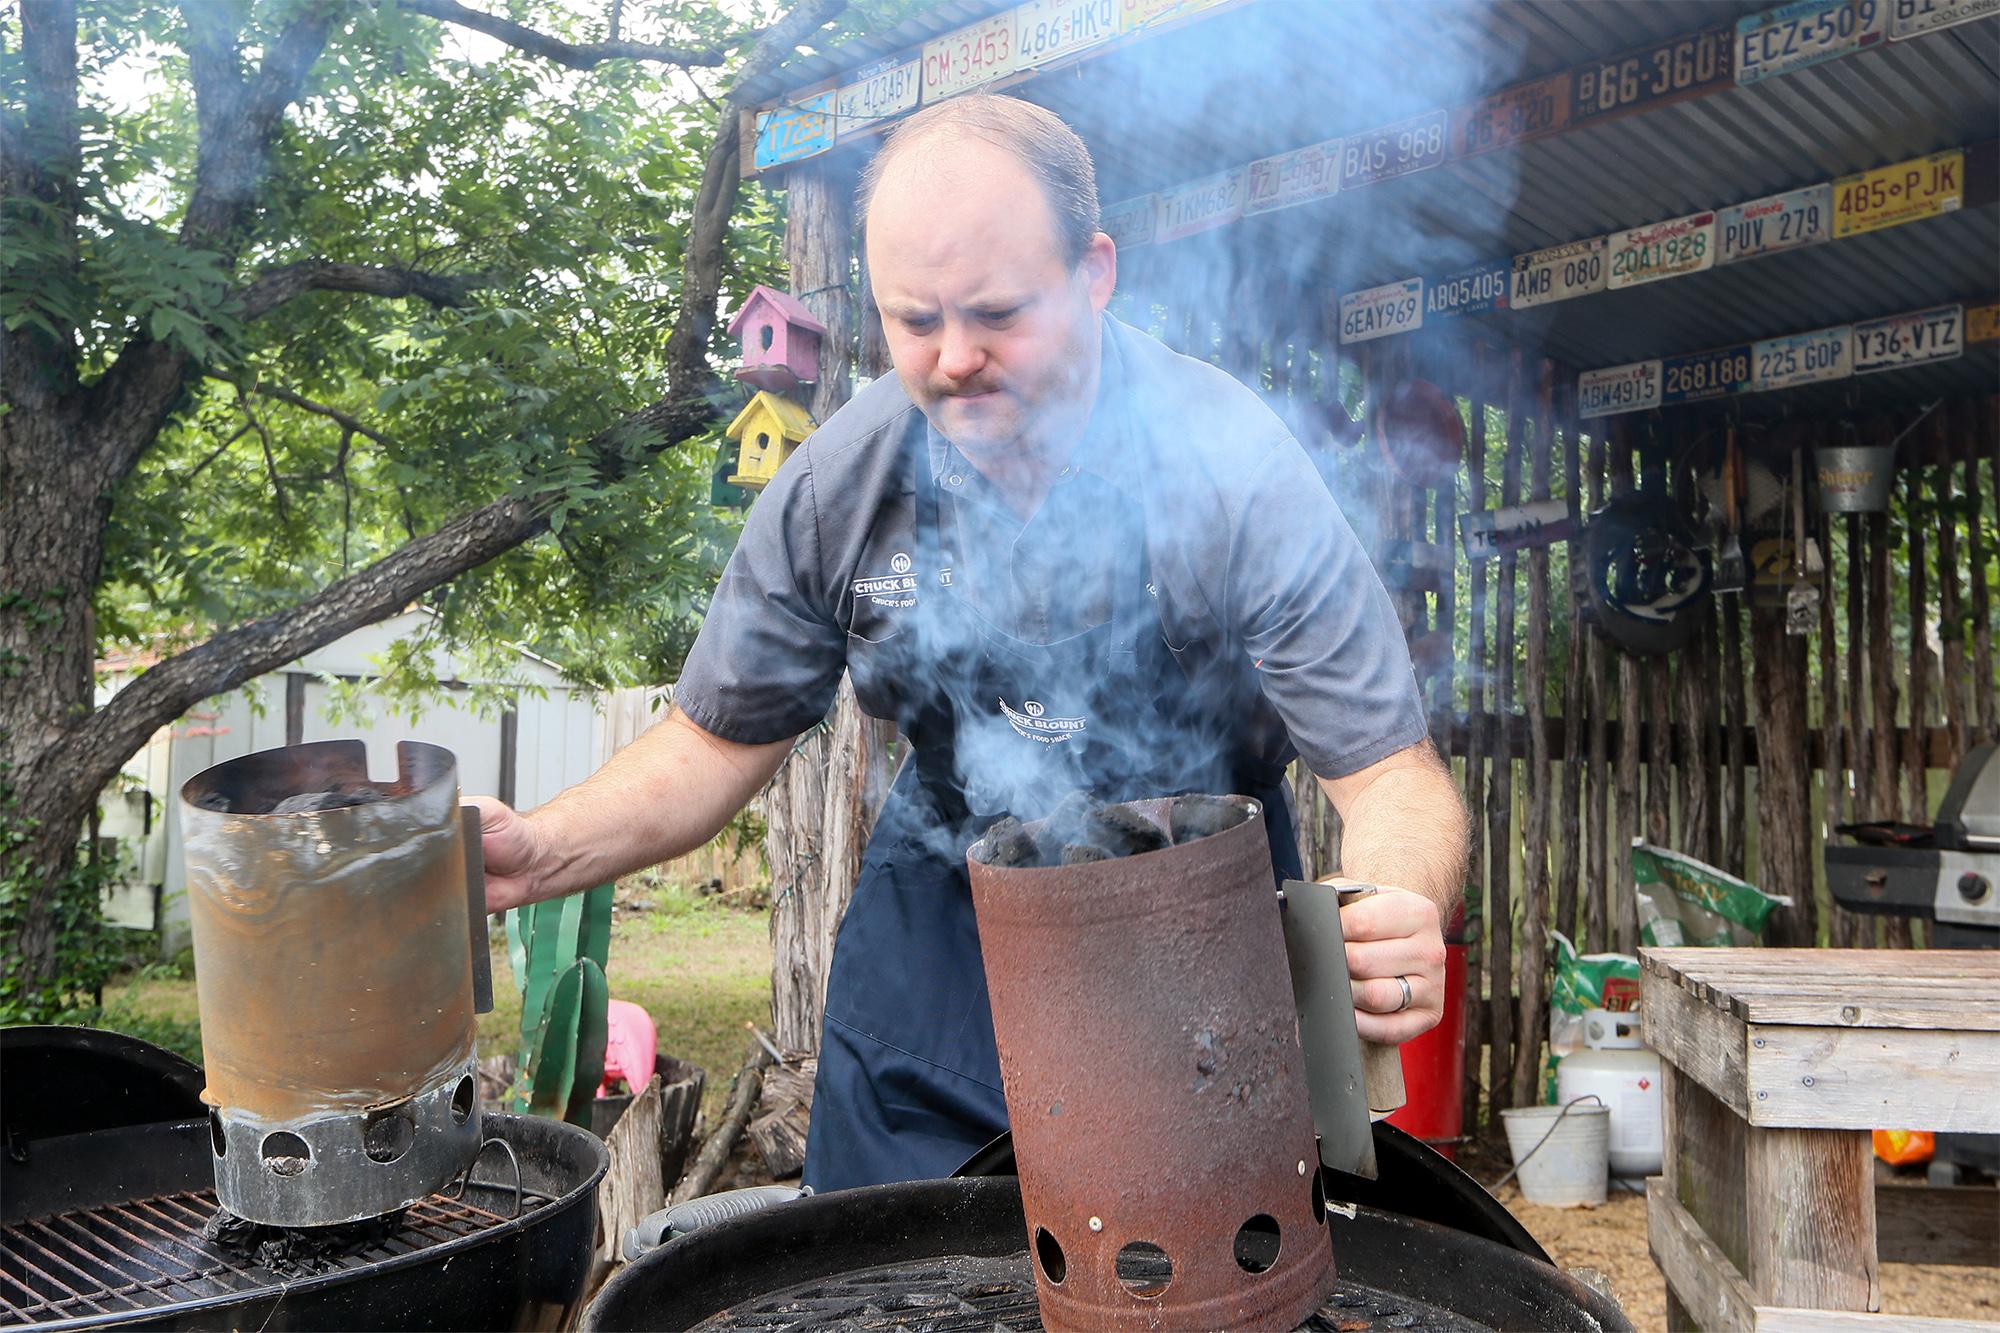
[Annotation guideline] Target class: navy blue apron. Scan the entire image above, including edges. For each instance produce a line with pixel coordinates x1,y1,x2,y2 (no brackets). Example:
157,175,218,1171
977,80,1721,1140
802,439,1303,1193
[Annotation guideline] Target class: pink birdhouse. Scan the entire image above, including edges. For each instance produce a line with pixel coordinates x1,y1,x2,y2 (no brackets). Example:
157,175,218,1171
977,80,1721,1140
727,284,826,393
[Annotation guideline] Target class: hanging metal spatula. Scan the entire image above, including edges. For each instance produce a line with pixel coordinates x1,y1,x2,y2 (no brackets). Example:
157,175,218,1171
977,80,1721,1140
1713,423,1747,594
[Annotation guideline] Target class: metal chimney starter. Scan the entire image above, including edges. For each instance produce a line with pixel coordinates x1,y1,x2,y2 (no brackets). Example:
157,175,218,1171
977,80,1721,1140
967,796,1336,1332
180,740,484,1227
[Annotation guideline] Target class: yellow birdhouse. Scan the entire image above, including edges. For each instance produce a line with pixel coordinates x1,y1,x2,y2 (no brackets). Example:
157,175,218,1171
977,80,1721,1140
726,391,815,491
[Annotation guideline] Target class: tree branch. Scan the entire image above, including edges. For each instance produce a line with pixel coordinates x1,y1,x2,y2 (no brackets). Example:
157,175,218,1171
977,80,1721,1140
229,377,397,450
397,0,742,69
235,260,489,321
3,0,83,407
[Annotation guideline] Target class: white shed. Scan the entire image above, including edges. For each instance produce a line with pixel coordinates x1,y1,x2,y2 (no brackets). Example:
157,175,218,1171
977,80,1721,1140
97,610,607,951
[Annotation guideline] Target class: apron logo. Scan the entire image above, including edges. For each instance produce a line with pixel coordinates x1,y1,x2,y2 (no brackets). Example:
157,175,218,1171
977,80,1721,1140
853,551,919,609
999,696,1086,744
938,566,954,587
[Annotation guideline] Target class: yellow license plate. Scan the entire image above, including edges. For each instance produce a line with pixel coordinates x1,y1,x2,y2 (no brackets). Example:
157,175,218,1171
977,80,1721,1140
1968,303,2000,346
1832,150,1963,238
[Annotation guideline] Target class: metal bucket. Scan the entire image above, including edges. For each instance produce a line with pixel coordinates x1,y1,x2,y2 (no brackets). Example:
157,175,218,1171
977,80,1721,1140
180,740,485,1226
1499,1101,1610,1207
966,796,1334,1333
1814,444,1896,513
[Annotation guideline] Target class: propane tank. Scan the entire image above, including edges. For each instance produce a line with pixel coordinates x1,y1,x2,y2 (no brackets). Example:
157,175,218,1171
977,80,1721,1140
1556,1007,1662,1178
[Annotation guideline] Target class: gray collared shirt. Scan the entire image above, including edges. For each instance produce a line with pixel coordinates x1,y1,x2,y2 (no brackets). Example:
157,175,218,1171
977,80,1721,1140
674,314,1427,780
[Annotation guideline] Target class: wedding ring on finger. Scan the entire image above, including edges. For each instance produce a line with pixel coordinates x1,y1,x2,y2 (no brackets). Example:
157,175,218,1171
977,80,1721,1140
1394,974,1413,1013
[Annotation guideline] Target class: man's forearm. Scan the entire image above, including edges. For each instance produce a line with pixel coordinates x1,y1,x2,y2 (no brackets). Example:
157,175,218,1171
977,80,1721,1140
1317,741,1468,913
525,708,793,901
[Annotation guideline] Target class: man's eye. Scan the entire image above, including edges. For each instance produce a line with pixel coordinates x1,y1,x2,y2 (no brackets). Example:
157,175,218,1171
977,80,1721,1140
979,308,1019,324
903,316,938,334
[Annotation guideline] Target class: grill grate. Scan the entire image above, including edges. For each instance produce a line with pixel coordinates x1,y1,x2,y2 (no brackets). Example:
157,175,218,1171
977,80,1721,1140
687,1252,1491,1332
0,1185,547,1327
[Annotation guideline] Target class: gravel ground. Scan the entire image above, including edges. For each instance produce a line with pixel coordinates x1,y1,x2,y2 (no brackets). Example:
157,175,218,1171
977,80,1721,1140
1489,1175,2000,1329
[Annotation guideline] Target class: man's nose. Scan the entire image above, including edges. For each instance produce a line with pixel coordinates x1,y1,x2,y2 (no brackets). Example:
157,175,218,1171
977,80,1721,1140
936,321,985,382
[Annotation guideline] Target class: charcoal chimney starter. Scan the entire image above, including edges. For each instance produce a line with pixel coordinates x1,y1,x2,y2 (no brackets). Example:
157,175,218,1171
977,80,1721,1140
967,795,1336,1332
179,739,483,1227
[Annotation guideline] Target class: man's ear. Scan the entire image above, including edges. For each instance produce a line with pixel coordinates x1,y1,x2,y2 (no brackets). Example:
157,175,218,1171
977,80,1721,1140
1082,232,1117,312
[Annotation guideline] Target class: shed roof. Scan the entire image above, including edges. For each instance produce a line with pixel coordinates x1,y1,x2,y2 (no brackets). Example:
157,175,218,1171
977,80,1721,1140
742,0,1999,419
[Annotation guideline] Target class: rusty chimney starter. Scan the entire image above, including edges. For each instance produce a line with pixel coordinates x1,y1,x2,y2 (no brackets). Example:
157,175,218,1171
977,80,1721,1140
967,795,1336,1332
179,740,483,1227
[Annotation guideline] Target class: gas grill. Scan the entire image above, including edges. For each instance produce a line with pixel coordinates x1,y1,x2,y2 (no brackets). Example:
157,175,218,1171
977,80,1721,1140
1825,742,2000,948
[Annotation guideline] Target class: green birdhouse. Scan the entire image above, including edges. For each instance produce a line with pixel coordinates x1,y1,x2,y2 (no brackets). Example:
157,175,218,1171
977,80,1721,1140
726,391,815,491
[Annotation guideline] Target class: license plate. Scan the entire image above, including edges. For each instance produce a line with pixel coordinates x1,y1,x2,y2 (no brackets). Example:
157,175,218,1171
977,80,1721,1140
1853,304,1962,373
1890,0,2000,37
1578,361,1662,418
1154,169,1244,243
1833,149,1962,238
1015,0,1116,71
1118,0,1225,34
1453,73,1571,158
1737,0,1885,85
1968,304,2000,345
1608,211,1717,289
834,58,918,134
1662,345,1752,404
1754,326,1853,390
923,13,1018,101
1424,261,1509,320
1717,184,1832,263
1100,195,1157,248
1511,237,1606,309
1572,27,1732,128
1338,110,1447,191
1244,140,1341,216
753,92,834,171
1339,278,1423,345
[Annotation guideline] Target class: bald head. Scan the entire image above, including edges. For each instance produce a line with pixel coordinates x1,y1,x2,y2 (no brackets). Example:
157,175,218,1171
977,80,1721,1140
859,94,1100,267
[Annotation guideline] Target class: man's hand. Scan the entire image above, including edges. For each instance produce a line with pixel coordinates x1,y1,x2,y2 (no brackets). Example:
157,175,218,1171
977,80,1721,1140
1337,884,1447,1045
467,795,549,915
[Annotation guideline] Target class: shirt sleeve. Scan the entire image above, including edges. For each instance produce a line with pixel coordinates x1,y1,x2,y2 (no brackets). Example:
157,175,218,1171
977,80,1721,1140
672,452,847,745
1228,437,1430,778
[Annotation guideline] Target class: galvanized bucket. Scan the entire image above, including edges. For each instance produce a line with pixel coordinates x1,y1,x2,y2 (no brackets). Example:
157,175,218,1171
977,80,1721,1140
1814,443,1896,513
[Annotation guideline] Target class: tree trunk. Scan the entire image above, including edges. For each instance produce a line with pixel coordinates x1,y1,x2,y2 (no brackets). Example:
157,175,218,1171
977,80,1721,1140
1750,604,1813,945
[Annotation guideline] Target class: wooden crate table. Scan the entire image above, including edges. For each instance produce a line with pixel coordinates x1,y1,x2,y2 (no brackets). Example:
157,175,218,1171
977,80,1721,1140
1641,947,2000,1332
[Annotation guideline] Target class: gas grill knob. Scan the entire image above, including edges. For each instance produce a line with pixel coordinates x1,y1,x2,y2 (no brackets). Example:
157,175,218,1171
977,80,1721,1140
1959,872,1991,904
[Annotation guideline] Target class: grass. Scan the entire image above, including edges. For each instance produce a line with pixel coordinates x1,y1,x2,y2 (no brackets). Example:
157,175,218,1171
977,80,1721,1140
93,871,772,1125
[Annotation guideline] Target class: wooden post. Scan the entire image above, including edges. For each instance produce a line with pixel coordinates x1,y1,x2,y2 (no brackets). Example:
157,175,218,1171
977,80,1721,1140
1935,414,1966,772
1838,510,1868,947
1512,359,1554,1110
1556,390,1585,946
1967,414,1995,746
1584,432,1610,953
1489,347,1523,1113
1750,600,1814,946
1674,434,1713,863
1720,590,1747,880
1817,506,1844,952
1903,467,1930,828
1462,343,1490,1135
1611,420,1642,953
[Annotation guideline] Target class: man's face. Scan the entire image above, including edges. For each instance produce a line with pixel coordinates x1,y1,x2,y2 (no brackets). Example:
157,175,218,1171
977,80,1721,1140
866,139,1116,463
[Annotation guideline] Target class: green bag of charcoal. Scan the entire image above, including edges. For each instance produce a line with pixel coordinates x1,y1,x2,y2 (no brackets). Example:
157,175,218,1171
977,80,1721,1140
1630,840,1790,948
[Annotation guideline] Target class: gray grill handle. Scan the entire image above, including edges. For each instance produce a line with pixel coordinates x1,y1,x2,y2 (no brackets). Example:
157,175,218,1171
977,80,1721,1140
623,1185,812,1260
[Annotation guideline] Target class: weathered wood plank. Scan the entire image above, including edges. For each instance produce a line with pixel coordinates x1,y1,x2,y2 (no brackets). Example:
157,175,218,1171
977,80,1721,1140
1651,948,2000,981
1744,1123,1878,1312
1721,589,1748,880
1751,598,1815,944
1876,1182,2000,1268
1556,390,1585,946
1969,412,1995,746
1756,1310,2000,1332
1463,341,1491,1136
1585,430,1610,953
1650,1177,1759,1333
1937,416,1967,770
1489,348,1523,1110
1905,467,1931,831
1747,1026,2000,1132
1642,958,1752,1119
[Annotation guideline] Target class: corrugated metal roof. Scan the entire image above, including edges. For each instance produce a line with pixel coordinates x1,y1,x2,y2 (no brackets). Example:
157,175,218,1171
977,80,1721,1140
747,0,2000,415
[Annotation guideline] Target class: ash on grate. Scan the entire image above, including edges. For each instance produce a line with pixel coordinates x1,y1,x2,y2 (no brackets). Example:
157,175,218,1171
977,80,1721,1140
972,793,1253,869
200,1203,406,1276
193,783,389,815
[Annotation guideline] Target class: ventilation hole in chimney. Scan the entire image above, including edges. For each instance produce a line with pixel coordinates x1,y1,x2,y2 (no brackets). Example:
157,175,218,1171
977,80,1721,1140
1034,1227,1065,1285
1234,1213,1281,1273
260,1131,310,1177
1115,1241,1173,1298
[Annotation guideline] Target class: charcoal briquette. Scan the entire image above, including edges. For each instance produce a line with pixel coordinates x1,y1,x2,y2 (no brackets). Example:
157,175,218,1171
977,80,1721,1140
978,816,1039,868
1059,843,1111,865
1085,803,1168,856
1170,794,1248,844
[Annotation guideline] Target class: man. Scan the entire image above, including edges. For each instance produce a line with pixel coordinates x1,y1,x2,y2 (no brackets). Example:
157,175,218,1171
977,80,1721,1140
475,94,1467,1192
